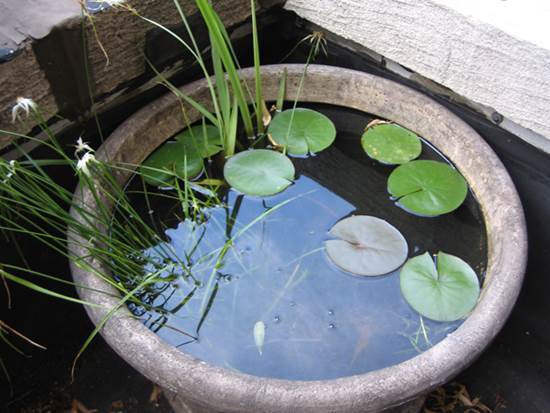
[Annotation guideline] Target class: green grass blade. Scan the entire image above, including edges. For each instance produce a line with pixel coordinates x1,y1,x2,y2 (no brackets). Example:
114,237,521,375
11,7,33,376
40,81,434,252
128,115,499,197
1,271,99,307
276,68,287,111
251,0,264,133
195,0,254,137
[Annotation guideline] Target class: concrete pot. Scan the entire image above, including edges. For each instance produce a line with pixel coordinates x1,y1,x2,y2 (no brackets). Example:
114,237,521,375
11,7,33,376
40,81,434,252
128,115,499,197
69,65,527,412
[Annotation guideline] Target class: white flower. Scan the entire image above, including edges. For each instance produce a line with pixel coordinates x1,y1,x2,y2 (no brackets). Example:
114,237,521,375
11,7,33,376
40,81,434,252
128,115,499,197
76,151,97,177
11,97,37,123
1,160,17,184
101,0,125,5
74,137,93,156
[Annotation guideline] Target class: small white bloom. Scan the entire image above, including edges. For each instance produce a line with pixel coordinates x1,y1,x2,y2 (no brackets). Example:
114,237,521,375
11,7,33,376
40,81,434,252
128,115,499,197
11,97,37,123
101,0,125,6
74,137,93,156
1,160,17,184
76,151,97,177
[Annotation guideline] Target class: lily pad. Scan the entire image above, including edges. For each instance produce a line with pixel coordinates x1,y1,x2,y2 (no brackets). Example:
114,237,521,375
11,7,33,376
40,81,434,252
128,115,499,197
325,215,409,276
139,141,203,186
400,252,480,322
387,160,468,216
176,125,222,158
267,108,336,155
223,149,295,196
361,121,421,164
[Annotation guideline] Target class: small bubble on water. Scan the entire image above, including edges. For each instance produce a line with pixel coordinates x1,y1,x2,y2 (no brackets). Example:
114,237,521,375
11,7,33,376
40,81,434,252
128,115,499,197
273,316,280,323
328,309,334,316
328,323,336,329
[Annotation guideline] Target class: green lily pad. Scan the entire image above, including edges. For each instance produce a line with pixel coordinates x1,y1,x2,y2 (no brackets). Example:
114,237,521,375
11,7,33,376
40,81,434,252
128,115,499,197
400,251,480,322
139,141,203,186
223,149,295,196
267,108,336,155
176,125,222,158
361,121,422,164
387,160,468,216
325,215,409,276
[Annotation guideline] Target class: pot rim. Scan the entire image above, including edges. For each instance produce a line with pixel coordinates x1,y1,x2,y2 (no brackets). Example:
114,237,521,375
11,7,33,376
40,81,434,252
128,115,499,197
69,64,527,412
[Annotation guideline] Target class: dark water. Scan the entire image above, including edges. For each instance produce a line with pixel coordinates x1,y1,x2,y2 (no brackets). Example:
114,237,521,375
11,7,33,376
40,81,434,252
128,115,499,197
123,104,487,381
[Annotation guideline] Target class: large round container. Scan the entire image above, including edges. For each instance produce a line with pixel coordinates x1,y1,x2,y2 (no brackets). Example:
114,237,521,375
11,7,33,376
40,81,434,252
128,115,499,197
69,65,527,413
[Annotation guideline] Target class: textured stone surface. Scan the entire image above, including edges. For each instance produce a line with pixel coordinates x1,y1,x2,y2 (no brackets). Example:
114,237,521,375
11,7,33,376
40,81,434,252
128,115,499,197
285,0,550,139
87,0,252,96
0,0,253,150
0,0,81,49
68,65,527,413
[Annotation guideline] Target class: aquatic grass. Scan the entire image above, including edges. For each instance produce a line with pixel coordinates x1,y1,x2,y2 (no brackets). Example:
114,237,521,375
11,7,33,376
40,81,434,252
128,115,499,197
128,0,264,156
0,0,340,374
0,126,199,316
276,68,287,112
251,0,264,134
70,265,170,379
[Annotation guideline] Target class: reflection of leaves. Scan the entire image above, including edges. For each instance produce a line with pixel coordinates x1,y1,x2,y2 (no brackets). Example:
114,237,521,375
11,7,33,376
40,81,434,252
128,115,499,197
325,215,408,276
361,121,421,165
400,252,480,322
388,160,468,216
267,108,336,155
196,282,219,335
223,149,295,196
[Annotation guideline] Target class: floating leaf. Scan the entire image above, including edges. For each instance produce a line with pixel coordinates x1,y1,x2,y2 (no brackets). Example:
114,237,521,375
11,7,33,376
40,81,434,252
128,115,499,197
139,125,221,186
223,149,295,196
325,215,409,276
361,121,421,164
387,160,468,216
176,124,222,158
267,108,336,155
253,320,266,355
139,141,203,186
400,252,480,322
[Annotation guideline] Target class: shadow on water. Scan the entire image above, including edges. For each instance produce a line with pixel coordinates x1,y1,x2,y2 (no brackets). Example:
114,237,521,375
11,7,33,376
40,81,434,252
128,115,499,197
120,103,487,381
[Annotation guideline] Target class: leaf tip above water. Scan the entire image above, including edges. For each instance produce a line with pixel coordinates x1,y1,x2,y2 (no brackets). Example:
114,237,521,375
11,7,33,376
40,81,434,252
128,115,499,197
253,320,266,356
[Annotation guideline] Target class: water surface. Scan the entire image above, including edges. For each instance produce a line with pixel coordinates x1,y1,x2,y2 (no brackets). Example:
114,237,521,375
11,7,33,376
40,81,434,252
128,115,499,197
124,104,487,381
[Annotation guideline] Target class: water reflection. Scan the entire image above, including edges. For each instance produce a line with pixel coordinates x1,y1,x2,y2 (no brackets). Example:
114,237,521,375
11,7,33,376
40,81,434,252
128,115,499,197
129,175,463,381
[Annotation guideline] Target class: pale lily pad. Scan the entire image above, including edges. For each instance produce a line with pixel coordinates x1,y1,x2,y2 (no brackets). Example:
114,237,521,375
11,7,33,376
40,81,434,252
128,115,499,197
176,125,222,158
139,141,203,186
361,121,421,164
223,149,295,196
400,251,480,322
325,215,409,276
387,160,468,216
267,108,336,155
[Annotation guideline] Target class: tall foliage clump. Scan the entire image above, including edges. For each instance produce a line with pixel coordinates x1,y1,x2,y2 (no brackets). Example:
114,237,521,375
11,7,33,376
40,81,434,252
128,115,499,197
0,0,330,378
